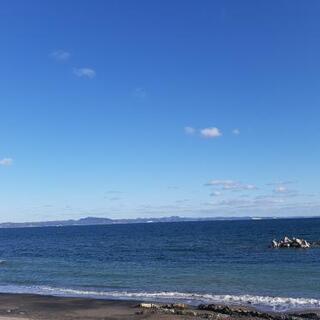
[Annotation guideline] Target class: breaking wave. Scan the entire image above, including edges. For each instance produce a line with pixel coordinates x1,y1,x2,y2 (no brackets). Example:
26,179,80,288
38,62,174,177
0,285,319,312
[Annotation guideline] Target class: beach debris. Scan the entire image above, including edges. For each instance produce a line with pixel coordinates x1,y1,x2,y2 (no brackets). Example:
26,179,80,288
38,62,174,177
138,302,187,310
271,236,311,249
138,303,161,309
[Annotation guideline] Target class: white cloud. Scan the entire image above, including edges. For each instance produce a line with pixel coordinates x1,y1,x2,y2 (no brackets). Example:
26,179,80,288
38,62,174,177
272,186,298,197
50,50,71,61
184,126,196,135
205,179,257,191
210,191,221,196
243,184,256,190
200,127,222,138
0,158,13,166
73,68,96,79
274,186,288,193
232,128,240,135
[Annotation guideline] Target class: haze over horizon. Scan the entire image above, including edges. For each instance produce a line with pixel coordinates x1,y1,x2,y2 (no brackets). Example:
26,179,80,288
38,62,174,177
1,0,320,222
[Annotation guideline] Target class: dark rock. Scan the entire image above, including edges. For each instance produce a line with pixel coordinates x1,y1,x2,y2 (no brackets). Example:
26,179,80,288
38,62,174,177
175,310,197,316
135,310,144,315
290,313,320,320
162,303,187,309
137,302,320,320
198,304,285,319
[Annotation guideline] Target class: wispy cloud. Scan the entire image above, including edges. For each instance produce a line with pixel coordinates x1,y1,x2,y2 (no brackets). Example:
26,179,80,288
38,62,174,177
130,178,319,217
50,50,71,62
266,181,298,196
105,190,122,194
214,197,285,209
274,186,288,193
232,128,240,135
210,191,221,196
205,179,257,191
104,190,123,200
200,127,222,138
267,180,297,186
73,68,96,79
133,87,147,99
184,126,196,135
135,196,319,217
175,199,190,204
109,197,121,201
0,158,13,166
272,186,298,197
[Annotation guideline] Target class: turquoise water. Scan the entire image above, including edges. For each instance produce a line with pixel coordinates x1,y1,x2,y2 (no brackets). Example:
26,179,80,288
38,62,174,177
0,218,320,311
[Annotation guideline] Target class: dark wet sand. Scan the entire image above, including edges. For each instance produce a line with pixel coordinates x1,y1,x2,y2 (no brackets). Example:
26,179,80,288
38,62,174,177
0,293,318,320
0,293,187,320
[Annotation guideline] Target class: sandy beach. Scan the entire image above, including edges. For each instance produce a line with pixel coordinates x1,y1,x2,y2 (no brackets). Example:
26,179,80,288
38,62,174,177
0,293,319,320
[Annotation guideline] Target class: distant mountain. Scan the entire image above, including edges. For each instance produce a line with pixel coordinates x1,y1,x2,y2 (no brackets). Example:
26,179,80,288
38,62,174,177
0,215,268,228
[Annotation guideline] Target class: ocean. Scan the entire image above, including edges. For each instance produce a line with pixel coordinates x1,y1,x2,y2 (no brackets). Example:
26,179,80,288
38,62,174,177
0,218,320,312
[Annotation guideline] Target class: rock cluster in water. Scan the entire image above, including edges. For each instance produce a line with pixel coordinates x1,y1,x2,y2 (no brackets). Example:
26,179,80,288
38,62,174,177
271,236,311,248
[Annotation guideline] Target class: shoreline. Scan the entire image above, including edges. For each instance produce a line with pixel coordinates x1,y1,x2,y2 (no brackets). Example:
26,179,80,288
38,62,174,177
0,292,319,320
0,284,319,313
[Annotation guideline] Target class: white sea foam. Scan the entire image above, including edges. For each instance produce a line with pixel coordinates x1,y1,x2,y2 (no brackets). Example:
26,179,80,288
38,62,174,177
0,285,319,312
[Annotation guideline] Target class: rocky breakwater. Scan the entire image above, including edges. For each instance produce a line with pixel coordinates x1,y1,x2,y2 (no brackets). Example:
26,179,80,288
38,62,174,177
271,236,311,249
137,302,320,319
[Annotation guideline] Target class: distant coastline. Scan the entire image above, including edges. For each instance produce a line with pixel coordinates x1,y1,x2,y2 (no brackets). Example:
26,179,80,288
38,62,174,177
0,215,319,229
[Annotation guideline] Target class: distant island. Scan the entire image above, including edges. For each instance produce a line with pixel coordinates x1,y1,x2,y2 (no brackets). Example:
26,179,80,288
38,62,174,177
0,215,317,229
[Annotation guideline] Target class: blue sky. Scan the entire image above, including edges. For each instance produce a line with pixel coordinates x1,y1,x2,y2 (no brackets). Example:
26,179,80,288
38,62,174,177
1,0,320,222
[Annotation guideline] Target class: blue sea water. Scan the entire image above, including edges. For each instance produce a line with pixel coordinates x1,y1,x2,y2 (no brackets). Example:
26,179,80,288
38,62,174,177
0,218,320,312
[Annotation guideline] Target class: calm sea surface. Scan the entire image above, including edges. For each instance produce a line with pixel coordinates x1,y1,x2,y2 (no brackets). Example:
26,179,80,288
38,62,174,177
0,218,320,311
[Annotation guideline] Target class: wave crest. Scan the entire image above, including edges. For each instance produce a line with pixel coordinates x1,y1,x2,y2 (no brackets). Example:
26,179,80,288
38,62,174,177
0,285,319,312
